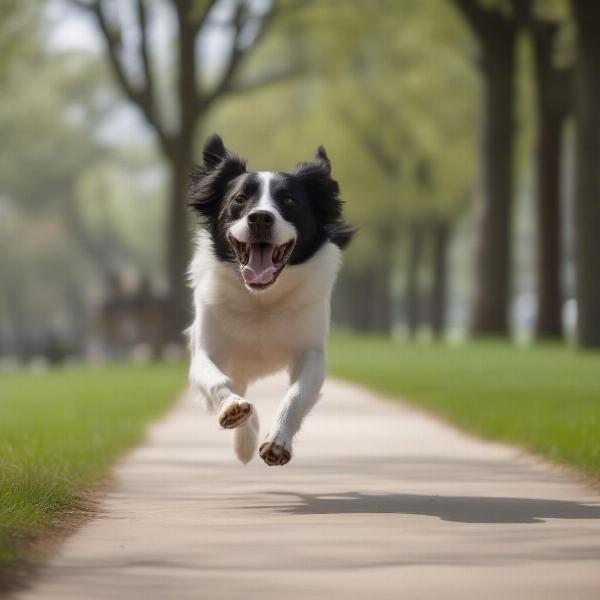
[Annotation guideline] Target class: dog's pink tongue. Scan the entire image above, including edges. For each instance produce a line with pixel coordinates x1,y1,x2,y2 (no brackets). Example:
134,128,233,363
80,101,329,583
242,245,276,285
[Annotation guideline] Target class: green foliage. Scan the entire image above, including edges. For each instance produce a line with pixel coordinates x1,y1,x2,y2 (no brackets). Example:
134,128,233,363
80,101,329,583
329,333,600,477
0,52,100,212
0,50,98,330
0,0,38,79
0,362,185,578
0,44,167,331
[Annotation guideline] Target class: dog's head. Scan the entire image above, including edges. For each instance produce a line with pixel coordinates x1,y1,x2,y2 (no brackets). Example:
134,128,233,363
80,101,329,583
188,134,355,292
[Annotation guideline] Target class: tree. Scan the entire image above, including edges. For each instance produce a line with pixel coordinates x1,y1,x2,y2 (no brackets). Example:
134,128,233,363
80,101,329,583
334,99,400,335
0,0,37,76
530,17,571,340
571,0,600,348
518,0,572,340
404,220,425,337
0,49,106,349
318,0,475,338
451,0,519,337
71,0,294,338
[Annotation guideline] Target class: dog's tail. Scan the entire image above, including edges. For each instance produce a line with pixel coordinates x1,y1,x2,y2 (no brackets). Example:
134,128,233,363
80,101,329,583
234,409,259,464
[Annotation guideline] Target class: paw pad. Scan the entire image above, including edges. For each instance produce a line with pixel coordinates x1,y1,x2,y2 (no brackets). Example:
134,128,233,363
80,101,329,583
219,399,252,429
259,441,291,466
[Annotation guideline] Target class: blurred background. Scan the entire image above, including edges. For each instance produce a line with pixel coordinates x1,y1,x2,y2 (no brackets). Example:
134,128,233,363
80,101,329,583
1,0,600,367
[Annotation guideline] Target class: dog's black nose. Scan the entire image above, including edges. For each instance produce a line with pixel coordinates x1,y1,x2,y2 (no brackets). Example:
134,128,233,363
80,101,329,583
247,210,274,235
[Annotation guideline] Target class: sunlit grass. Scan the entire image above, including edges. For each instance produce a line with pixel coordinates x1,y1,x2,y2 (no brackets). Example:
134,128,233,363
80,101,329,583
0,363,185,582
329,334,600,477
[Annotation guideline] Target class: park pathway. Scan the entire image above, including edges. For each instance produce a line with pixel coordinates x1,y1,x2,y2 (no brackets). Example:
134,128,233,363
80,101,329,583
15,376,600,600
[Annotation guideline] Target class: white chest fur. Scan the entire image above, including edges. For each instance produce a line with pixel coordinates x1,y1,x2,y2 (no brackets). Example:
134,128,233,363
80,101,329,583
188,236,341,385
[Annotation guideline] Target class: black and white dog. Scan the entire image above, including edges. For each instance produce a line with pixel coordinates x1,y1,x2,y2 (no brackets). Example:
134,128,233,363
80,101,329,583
187,134,354,466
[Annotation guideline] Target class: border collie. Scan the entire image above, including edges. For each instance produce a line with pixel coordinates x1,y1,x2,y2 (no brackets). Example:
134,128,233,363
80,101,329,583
187,134,354,466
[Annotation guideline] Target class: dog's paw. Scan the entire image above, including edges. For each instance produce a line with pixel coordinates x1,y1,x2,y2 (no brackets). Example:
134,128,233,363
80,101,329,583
259,440,292,466
219,397,253,429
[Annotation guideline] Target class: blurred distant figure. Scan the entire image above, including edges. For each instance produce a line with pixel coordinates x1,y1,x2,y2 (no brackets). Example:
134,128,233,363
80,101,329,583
99,273,133,359
130,275,170,361
99,272,171,361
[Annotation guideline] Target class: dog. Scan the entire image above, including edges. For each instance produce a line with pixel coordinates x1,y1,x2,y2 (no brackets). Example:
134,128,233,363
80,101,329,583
187,134,354,466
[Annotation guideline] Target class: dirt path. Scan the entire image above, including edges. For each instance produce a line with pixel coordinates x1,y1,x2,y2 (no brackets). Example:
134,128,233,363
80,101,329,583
15,376,600,599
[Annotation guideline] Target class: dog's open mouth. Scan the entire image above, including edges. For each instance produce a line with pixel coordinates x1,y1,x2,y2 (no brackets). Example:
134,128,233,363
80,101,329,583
228,237,295,289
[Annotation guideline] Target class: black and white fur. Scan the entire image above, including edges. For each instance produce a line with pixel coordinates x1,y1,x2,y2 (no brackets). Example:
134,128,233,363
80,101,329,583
187,134,354,466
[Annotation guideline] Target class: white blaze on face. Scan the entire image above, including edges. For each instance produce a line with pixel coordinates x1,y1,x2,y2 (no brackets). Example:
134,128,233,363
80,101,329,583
228,172,296,246
255,171,275,211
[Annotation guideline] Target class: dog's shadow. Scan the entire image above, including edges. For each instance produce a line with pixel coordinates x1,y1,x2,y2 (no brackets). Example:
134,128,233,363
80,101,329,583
253,491,600,524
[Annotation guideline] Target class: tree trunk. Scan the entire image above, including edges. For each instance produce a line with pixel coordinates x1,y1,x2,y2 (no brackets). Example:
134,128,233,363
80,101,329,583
333,269,372,332
371,257,393,335
166,146,193,341
431,220,450,339
471,29,515,337
572,1,600,348
531,23,570,340
405,222,424,338
534,106,564,339
355,269,374,332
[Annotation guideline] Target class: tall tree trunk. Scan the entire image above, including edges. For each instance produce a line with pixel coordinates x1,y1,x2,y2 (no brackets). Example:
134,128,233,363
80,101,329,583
166,145,193,341
534,107,564,339
431,220,450,339
405,222,424,338
531,22,570,340
572,1,600,348
471,29,515,336
355,269,374,332
165,6,198,342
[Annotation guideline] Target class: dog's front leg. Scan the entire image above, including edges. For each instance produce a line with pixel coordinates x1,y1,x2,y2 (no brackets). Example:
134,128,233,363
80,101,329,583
260,348,326,466
189,350,252,429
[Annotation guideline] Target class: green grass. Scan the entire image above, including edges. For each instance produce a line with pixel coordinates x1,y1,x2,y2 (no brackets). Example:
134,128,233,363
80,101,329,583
328,334,600,478
0,362,185,582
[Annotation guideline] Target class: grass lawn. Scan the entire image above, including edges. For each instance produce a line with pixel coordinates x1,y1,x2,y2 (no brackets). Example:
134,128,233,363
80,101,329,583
328,334,600,478
0,362,185,584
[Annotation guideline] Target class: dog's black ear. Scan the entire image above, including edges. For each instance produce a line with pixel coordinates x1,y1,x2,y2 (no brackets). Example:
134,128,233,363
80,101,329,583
315,145,331,174
295,151,356,250
188,138,246,219
202,134,228,170
295,148,340,222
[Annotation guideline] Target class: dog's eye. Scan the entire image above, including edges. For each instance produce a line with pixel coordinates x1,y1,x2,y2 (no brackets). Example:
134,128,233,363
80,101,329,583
233,194,247,205
283,196,295,208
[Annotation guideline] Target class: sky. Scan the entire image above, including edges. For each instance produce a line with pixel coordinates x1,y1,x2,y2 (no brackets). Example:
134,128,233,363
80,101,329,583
45,0,154,145
46,0,103,54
